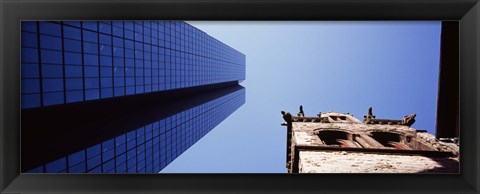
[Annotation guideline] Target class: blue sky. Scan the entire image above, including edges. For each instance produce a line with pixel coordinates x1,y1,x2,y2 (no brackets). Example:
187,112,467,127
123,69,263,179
161,21,442,173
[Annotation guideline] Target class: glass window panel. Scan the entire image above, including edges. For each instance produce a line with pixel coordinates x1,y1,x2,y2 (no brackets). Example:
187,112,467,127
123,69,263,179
42,78,63,92
22,79,40,93
83,42,98,54
82,21,98,31
40,50,62,64
63,26,82,40
39,22,61,37
87,155,101,170
101,77,113,87
64,39,81,52
113,47,124,57
100,56,112,66
45,157,66,173
41,64,63,78
40,35,62,50
43,91,64,106
64,52,82,65
113,26,124,37
65,65,82,77
85,89,100,100
68,162,86,173
84,66,98,78
99,22,112,34
22,94,41,109
22,63,40,78
85,77,99,89
22,32,38,48
100,45,113,56
84,54,99,66
66,78,83,90
102,149,115,162
83,30,98,43
66,90,84,103
22,21,37,33
68,150,86,167
22,48,39,63
87,144,101,158
113,57,124,67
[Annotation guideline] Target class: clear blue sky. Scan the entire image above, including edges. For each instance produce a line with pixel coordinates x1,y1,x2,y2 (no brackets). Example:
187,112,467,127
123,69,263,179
160,21,442,173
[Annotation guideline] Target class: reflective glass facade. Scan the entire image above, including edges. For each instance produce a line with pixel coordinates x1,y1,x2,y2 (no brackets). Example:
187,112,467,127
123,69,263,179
21,21,245,109
21,21,246,173
27,87,245,173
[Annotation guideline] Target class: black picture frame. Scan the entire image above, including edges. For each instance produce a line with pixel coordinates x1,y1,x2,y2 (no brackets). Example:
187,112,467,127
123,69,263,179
1,0,479,193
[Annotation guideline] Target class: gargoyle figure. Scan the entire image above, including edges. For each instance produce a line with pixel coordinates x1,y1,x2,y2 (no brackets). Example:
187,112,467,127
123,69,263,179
402,113,416,126
297,105,305,117
363,106,376,124
281,111,292,123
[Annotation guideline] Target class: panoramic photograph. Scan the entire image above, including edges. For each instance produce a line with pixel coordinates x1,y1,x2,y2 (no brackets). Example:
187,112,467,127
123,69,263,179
20,20,459,173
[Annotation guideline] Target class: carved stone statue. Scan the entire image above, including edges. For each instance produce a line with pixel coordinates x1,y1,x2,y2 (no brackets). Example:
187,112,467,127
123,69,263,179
402,114,416,126
297,105,305,117
281,111,292,123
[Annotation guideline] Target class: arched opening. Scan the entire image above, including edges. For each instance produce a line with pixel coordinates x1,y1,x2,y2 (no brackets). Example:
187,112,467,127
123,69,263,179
371,132,401,148
317,130,349,147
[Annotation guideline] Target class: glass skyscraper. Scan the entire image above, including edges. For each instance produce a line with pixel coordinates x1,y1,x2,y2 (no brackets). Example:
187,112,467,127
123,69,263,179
21,21,246,173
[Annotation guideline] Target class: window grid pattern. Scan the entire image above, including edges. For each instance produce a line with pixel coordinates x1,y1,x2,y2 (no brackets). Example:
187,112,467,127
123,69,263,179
26,88,245,173
21,21,246,109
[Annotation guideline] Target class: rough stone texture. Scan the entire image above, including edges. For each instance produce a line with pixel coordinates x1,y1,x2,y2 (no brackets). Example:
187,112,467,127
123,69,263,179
299,151,459,173
284,111,460,173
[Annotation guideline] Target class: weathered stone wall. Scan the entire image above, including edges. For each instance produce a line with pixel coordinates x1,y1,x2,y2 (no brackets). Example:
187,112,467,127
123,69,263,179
299,151,459,173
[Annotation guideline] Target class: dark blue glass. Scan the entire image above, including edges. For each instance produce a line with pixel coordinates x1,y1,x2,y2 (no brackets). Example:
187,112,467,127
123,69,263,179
84,77,99,89
84,54,99,66
68,150,85,166
124,30,133,40
68,162,86,173
83,30,98,43
66,90,83,103
22,48,38,63
64,52,82,65
66,78,83,90
42,78,63,92
82,21,98,31
22,21,37,33
101,77,113,87
84,66,99,78
113,26,124,37
113,47,124,57
41,64,63,78
22,79,40,93
63,26,82,40
85,89,100,100
83,42,98,54
22,32,38,48
102,149,115,162
87,155,101,170
87,144,101,158
99,22,112,34
45,157,66,173
64,39,81,52
65,65,83,77
40,50,62,64
100,56,112,66
22,63,40,78
63,21,81,27
22,94,41,109
43,92,64,105
88,165,102,173
39,22,61,37
124,22,133,31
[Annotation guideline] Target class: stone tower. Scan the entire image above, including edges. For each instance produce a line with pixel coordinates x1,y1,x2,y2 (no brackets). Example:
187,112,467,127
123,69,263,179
281,106,459,173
